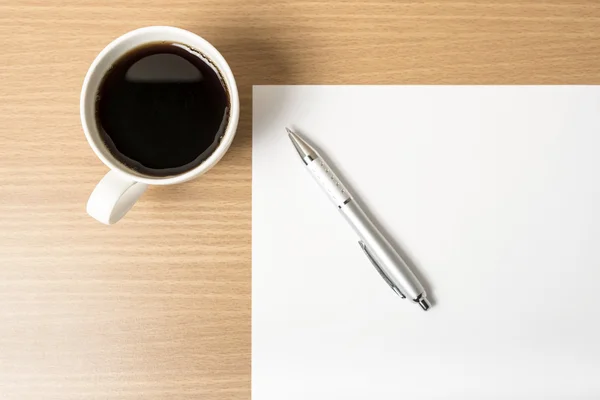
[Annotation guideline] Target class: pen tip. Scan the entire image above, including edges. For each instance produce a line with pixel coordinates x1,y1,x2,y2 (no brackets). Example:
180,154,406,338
286,127,317,161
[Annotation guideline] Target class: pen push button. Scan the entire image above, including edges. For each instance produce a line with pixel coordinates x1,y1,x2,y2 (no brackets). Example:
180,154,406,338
359,241,406,299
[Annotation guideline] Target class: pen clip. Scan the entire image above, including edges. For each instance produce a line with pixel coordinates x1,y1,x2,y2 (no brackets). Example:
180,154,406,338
358,241,406,299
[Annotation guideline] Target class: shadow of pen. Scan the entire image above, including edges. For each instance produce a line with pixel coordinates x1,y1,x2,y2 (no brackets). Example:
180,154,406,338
289,126,437,307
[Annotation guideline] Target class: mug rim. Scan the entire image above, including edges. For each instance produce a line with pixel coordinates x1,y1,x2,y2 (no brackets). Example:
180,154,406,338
80,26,239,186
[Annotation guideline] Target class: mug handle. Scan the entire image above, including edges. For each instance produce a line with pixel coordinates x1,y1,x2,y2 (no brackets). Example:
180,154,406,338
86,170,148,225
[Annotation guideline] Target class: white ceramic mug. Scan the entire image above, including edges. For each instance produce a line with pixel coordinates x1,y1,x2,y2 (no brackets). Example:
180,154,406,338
80,26,239,225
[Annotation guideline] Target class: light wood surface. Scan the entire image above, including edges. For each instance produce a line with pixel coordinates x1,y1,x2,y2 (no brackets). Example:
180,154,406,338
1,1,600,398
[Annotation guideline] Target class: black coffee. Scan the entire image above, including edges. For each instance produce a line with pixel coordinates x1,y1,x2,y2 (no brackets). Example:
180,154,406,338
96,42,229,176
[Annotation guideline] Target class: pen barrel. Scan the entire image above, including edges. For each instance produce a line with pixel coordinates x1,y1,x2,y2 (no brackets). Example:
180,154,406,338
340,201,425,300
306,157,351,207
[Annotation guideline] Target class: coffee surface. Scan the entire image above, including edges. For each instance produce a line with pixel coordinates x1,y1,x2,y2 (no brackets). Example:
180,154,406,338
96,42,229,176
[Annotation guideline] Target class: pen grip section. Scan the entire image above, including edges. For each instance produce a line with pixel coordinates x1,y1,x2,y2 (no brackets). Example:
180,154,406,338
307,158,351,207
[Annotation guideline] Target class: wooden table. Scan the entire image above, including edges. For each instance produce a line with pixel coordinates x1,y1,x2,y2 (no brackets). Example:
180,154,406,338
1,1,599,398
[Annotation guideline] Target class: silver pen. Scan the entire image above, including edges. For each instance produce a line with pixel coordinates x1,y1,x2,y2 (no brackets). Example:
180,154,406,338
287,128,432,311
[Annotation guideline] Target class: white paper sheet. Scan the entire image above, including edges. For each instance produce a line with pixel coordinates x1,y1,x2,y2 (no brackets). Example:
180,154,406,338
252,86,600,399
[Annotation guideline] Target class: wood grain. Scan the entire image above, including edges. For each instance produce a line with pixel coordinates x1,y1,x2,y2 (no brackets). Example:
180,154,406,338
1,0,600,398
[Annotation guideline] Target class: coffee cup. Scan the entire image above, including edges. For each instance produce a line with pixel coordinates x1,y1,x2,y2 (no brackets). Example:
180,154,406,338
81,26,239,224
